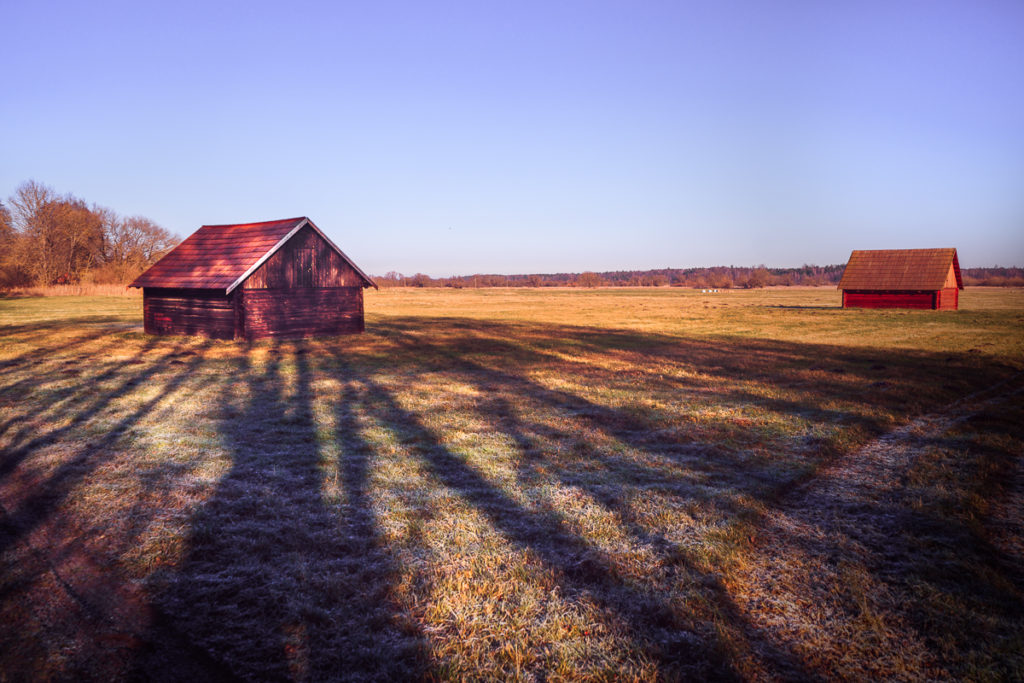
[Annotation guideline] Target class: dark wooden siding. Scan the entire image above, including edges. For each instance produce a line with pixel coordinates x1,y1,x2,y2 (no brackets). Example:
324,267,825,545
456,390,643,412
242,288,364,339
143,288,236,339
843,290,937,310
242,226,365,289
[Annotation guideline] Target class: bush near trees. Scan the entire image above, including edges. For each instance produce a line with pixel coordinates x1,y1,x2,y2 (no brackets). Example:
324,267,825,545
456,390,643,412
0,180,179,288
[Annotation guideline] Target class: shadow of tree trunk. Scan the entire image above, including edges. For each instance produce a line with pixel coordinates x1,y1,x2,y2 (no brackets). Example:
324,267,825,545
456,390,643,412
137,342,424,681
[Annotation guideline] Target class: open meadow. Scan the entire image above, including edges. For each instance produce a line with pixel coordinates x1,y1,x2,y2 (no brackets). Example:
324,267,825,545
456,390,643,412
1,287,1023,681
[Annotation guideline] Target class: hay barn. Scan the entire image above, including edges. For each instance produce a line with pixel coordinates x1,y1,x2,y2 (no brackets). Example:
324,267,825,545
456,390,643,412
838,248,963,310
130,217,376,339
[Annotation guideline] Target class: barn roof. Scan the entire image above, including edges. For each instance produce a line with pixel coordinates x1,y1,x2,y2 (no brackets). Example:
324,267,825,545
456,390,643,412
838,248,962,291
129,217,376,293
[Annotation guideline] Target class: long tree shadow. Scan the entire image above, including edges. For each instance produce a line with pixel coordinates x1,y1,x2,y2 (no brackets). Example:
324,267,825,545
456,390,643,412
340,360,752,678
139,342,424,680
353,316,1017,676
0,339,209,554
0,324,113,376
488,390,819,680
0,325,145,438
104,314,1020,679
364,325,837,677
0,335,166,453
374,319,989,496
0,335,220,681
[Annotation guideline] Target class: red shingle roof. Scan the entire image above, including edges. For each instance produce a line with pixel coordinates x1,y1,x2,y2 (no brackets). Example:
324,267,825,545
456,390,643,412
838,248,962,291
130,217,375,292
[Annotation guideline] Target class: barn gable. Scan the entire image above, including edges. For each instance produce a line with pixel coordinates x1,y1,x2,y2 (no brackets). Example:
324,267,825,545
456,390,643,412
241,225,369,290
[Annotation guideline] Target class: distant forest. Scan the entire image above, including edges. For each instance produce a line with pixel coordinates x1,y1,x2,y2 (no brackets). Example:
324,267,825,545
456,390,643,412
2,180,1021,289
377,265,843,289
377,264,1024,289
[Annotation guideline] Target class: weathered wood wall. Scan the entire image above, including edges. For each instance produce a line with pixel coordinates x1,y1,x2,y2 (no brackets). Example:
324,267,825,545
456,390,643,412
142,226,369,340
242,226,365,289
239,225,367,338
143,288,236,339
935,287,959,310
242,288,363,338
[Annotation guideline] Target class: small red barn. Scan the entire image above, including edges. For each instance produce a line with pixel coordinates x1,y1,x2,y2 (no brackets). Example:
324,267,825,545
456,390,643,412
838,248,963,310
130,217,376,339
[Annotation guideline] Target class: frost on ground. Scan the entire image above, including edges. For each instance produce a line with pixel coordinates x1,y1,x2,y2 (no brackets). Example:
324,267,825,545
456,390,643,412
732,376,1024,681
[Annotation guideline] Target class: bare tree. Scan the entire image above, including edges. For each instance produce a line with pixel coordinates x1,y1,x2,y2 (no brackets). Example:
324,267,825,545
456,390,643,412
95,213,179,282
3,181,180,286
0,201,10,240
0,201,29,287
7,180,55,232
8,182,104,284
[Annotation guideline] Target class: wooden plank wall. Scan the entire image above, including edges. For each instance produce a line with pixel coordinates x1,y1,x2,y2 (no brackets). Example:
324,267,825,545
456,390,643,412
842,290,936,310
242,288,364,339
243,226,365,289
143,288,236,339
935,287,959,310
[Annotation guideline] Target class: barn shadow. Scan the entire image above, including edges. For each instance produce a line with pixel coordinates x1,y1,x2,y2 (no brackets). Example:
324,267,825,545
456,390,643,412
765,304,839,310
121,315,1020,680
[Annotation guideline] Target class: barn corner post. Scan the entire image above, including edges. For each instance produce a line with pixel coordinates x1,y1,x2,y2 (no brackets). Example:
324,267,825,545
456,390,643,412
129,217,377,340
232,290,245,340
838,248,963,311
359,286,366,333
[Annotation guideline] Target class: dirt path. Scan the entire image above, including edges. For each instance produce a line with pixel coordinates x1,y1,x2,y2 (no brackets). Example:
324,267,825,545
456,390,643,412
729,375,1024,681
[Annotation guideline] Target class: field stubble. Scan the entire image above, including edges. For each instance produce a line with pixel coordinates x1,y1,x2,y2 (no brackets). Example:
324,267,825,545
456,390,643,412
0,286,1022,680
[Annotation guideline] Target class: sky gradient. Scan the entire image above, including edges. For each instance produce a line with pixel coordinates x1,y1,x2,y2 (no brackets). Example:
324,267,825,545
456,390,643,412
2,0,1022,275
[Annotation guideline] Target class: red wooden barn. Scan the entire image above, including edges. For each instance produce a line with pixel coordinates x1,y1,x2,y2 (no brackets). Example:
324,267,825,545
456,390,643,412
129,217,377,339
838,248,963,310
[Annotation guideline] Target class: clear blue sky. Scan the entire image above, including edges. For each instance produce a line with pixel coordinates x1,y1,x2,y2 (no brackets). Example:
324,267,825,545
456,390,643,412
2,0,1022,275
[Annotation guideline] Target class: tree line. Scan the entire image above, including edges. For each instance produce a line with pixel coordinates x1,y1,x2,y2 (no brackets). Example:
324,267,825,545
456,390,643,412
376,265,1023,289
960,267,1024,287
0,180,179,288
377,263,1023,289
375,264,848,289
3,180,1018,290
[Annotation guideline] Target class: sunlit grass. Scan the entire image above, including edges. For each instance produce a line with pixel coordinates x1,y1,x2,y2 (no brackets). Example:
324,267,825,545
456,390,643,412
0,287,1021,680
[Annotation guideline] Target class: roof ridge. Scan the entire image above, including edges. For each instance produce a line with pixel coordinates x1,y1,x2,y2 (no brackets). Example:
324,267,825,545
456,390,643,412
850,247,956,253
200,217,308,229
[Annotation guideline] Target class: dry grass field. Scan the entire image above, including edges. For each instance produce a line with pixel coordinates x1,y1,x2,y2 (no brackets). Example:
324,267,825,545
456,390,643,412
1,287,1022,681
